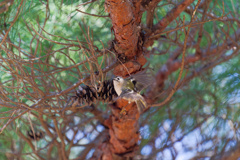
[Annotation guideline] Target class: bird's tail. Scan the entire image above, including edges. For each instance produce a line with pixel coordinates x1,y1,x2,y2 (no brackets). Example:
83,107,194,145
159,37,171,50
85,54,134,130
135,98,148,113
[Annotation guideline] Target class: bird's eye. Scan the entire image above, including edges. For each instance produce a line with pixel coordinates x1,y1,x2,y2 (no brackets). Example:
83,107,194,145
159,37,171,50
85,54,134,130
114,77,122,82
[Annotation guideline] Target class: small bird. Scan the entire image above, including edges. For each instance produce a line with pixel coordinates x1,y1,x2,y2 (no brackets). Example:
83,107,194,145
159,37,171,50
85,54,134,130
113,71,152,113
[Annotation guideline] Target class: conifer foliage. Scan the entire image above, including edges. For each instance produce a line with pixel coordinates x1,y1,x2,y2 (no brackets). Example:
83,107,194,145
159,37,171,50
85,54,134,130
0,0,239,159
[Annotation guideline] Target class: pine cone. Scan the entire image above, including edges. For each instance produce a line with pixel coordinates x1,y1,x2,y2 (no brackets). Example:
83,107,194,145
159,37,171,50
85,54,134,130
74,85,98,105
72,79,118,106
98,80,117,102
27,129,44,141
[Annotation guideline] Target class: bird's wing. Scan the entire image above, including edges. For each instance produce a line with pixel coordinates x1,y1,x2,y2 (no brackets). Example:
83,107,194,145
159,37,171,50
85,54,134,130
128,71,154,92
119,89,133,97
119,90,143,101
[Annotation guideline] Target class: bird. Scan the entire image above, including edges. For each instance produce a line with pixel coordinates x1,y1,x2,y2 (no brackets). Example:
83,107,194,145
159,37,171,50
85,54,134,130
113,71,152,113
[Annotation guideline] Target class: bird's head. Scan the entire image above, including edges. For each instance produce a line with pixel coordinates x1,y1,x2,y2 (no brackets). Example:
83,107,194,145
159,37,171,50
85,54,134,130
113,76,124,95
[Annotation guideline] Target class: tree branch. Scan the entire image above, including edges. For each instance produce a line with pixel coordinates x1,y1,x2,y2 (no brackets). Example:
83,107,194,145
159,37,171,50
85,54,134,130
144,0,195,47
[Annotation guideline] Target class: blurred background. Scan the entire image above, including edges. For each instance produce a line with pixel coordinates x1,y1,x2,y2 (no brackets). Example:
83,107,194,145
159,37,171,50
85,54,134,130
0,0,239,159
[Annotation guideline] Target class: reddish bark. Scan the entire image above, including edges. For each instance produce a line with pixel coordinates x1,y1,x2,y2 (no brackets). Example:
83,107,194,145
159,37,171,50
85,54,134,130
92,0,146,159
113,54,146,77
92,0,205,159
105,0,143,58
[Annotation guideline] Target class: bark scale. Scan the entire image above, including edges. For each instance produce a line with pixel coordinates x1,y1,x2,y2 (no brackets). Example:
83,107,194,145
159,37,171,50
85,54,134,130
91,0,146,159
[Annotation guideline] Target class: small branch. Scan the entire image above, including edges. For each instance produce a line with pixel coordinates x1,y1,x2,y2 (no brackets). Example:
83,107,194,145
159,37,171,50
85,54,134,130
76,9,109,18
147,27,240,106
145,0,162,29
219,143,240,160
152,0,194,33
149,0,201,107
